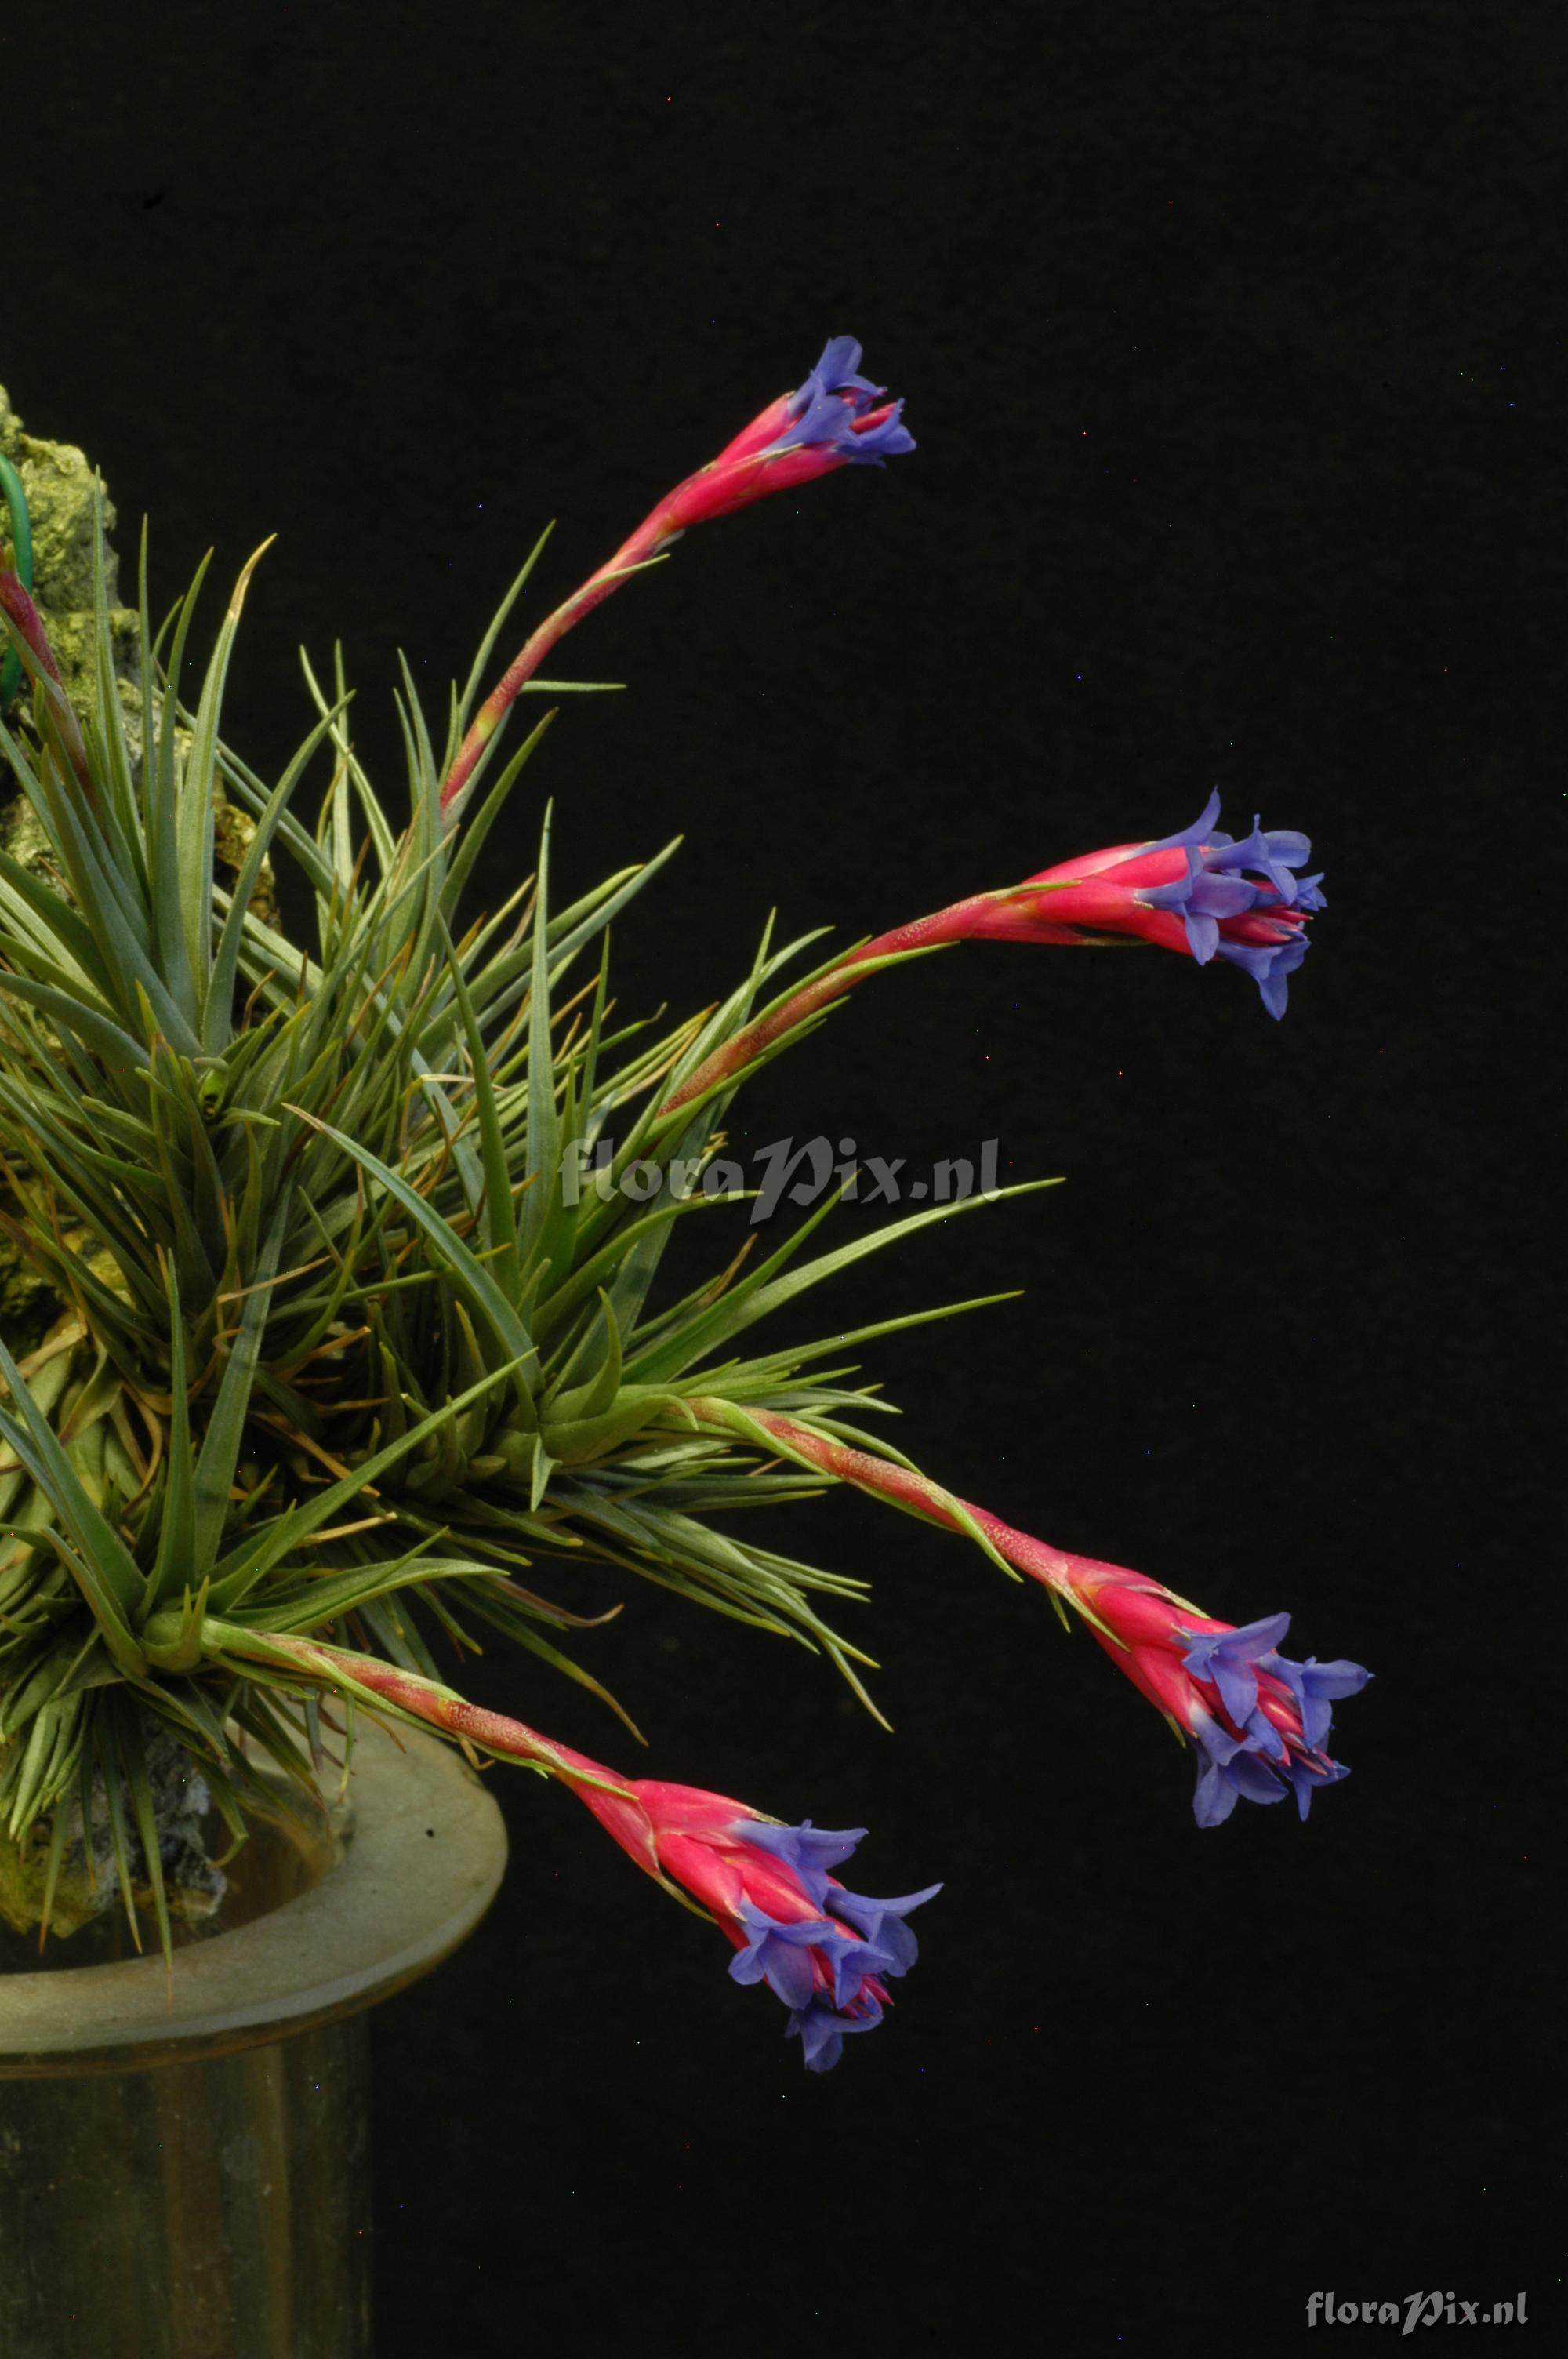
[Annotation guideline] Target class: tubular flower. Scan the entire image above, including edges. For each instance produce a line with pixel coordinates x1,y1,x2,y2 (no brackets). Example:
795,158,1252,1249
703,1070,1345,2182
641,335,916,542
229,1634,936,2068
869,791,1324,1018
1050,1562,1371,1826
679,1406,1370,1832
573,1776,940,2071
438,336,912,820
655,788,1321,1114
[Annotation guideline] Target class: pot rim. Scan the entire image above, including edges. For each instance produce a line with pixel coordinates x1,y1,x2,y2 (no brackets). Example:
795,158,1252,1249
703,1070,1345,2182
0,1722,507,2078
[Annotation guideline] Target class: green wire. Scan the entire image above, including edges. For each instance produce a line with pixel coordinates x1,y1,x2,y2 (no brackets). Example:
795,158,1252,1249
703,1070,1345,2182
0,450,36,713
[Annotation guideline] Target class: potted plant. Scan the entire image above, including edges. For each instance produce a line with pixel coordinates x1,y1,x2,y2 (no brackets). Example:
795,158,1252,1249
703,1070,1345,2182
0,343,1367,2351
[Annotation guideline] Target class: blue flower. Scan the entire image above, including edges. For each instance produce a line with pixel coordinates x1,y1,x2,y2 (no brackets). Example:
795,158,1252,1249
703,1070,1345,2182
789,1987,887,2074
720,1826,940,2069
1134,791,1326,1014
765,336,917,467
1181,1619,1371,1824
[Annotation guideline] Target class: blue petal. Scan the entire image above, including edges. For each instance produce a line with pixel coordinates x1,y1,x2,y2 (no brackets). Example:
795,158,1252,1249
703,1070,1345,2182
827,1882,943,1979
1139,862,1258,929
1211,936,1307,1016
1258,966,1291,1020
1294,1656,1373,1748
1190,1708,1250,1768
735,1819,865,1903
1241,1705,1290,1762
1182,1616,1291,1725
829,1935,898,2008
787,1989,886,2073
1225,1750,1289,1805
1140,791,1223,858
728,1900,826,1994
811,336,873,394
845,402,916,462
757,1930,818,2010
1192,1754,1242,1825
1185,871,1260,920
1206,818,1315,902
1221,1612,1294,1659
795,2011,844,2072
1301,1656,1373,1701
1183,911,1220,964
1283,1757,1351,1821
1210,1654,1262,1727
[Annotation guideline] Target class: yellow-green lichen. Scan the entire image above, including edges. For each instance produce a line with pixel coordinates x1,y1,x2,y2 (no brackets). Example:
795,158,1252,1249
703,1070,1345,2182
0,383,275,914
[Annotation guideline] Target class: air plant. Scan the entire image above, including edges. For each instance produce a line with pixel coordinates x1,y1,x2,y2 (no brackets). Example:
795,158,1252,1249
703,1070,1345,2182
0,344,1365,2067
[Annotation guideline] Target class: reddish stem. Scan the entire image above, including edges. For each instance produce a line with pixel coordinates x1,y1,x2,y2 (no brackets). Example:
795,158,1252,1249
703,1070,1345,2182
654,896,1003,1119
232,1627,624,1792
0,567,93,800
684,1399,1085,1596
437,505,678,823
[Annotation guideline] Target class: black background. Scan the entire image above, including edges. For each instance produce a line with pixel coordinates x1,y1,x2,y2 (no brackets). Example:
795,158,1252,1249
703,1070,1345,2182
3,2,1556,2350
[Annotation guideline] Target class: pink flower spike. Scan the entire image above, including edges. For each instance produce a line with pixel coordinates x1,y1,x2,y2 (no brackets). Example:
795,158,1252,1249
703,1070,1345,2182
437,336,913,823
853,794,1326,1019
235,1632,935,2072
572,1772,940,2073
645,335,914,538
1054,1558,1371,1826
679,1405,1369,1830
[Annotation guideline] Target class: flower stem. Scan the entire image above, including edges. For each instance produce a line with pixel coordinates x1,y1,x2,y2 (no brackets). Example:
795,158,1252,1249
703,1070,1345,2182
437,511,676,824
684,1399,1080,1595
210,1623,631,1797
654,905,993,1119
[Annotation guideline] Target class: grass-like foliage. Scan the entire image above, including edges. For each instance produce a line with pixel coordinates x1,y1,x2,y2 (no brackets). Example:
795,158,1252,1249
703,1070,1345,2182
0,506,1026,1953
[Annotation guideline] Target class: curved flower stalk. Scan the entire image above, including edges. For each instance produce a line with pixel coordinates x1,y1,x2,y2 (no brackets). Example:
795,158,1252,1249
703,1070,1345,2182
655,793,1323,1117
681,1402,1369,1826
897,791,1325,1020
209,1626,935,2071
437,336,913,822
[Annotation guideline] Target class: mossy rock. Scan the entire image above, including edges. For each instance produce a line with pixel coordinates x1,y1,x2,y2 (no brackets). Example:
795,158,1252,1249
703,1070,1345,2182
1,388,280,1335
0,383,275,923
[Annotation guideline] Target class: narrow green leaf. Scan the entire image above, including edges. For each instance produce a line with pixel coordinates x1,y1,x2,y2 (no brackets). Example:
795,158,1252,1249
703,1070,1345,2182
203,696,347,1053
148,1262,197,1612
627,1181,1058,1385
0,1335,147,1646
189,1199,291,1569
180,540,274,1013
277,1118,539,1400
439,914,519,1301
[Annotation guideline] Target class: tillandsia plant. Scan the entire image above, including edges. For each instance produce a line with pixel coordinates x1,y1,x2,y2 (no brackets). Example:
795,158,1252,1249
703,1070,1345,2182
0,343,1368,2069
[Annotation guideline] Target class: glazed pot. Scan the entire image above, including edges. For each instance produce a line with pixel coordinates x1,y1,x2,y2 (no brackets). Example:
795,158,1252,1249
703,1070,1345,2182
0,1724,506,2359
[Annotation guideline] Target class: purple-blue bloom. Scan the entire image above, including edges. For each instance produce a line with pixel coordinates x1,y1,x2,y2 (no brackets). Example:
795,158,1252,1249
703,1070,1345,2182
1134,790,1327,1016
765,336,917,466
730,1816,866,1901
789,1987,888,2072
718,1817,940,2070
1181,1617,1371,1825
1181,1612,1294,1730
1262,1650,1374,1753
